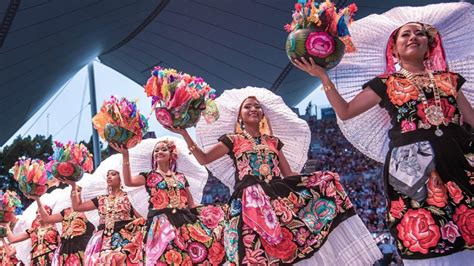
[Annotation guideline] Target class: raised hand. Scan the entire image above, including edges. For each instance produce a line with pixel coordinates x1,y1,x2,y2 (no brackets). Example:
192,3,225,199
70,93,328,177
293,57,329,81
164,125,187,136
109,142,128,155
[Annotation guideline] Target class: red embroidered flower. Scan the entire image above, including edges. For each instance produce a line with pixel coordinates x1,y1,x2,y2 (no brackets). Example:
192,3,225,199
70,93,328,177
426,171,448,208
146,172,163,188
188,224,212,243
150,189,169,209
65,253,81,266
441,221,461,244
232,136,254,156
416,98,456,125
386,77,419,106
208,241,225,265
397,208,440,254
199,205,225,229
164,250,182,265
446,181,463,204
181,255,192,266
401,120,417,133
389,197,405,219
260,227,297,261
453,204,474,246
43,228,59,244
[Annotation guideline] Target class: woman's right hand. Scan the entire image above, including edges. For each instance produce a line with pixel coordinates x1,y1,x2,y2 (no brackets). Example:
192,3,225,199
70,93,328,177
293,57,330,82
164,126,187,136
109,142,128,155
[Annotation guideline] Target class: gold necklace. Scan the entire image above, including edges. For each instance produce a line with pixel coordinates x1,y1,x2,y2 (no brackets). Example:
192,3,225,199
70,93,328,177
400,68,444,136
242,130,273,183
156,169,180,213
104,193,120,235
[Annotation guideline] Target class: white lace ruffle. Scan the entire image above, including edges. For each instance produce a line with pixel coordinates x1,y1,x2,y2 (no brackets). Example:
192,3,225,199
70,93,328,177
295,215,382,266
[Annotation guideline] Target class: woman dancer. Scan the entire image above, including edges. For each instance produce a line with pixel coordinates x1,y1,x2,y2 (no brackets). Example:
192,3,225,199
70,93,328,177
1,205,60,265
294,21,474,263
111,139,227,265
166,91,381,265
70,169,145,265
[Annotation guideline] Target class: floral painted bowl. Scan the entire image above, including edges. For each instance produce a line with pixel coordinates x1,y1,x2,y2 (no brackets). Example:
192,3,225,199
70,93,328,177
286,27,345,70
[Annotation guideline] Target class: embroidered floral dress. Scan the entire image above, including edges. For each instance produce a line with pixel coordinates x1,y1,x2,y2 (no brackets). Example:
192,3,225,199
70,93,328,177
141,170,226,266
364,71,474,260
84,193,145,265
26,222,60,265
219,133,360,265
0,245,19,265
52,208,95,265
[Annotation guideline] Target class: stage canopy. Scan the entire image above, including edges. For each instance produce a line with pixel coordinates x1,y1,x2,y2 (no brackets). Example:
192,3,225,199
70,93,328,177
0,0,460,145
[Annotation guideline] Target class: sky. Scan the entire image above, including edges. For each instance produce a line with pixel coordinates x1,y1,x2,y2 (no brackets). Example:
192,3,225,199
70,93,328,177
1,60,328,149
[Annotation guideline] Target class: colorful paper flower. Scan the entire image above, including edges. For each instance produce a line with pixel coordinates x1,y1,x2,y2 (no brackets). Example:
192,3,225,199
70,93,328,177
145,66,219,128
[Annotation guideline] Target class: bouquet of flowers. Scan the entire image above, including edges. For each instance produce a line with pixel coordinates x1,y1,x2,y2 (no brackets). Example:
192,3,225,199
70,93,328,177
285,0,357,69
144,66,219,128
92,96,149,148
48,141,94,182
10,157,52,197
0,190,23,237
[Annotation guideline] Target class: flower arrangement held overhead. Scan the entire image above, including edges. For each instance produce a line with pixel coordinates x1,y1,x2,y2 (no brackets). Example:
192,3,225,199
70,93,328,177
10,157,52,197
285,0,357,69
92,96,149,148
0,190,23,237
48,141,94,182
144,66,219,128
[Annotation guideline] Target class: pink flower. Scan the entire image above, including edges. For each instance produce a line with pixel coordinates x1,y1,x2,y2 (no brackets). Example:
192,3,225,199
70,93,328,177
284,24,292,33
401,120,416,133
262,206,278,229
294,3,302,11
305,31,336,58
441,221,461,244
295,227,310,246
187,242,207,264
199,205,225,229
155,108,173,127
244,186,267,208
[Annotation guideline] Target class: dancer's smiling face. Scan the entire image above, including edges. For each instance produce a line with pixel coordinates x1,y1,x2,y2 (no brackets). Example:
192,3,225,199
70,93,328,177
153,142,171,164
393,23,431,63
239,97,264,126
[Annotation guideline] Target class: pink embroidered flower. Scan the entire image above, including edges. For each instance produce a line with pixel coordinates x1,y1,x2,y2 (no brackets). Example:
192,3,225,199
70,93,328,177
237,156,252,180
325,182,337,198
305,31,336,58
146,172,163,188
208,241,225,265
401,120,417,133
441,221,461,244
244,186,267,208
262,206,278,230
305,171,335,188
200,205,225,229
295,227,310,246
243,248,267,265
187,242,207,264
